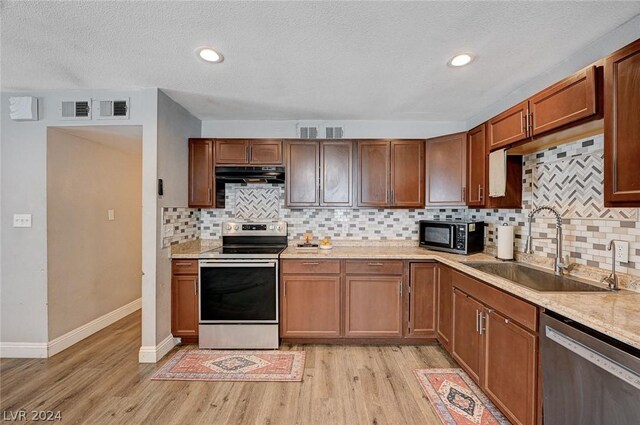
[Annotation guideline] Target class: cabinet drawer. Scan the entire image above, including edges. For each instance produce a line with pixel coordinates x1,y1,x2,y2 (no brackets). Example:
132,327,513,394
281,260,341,274
345,260,404,275
451,270,538,332
172,259,199,275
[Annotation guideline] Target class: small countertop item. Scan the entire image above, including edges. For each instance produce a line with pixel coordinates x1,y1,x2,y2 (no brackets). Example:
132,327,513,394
496,223,514,260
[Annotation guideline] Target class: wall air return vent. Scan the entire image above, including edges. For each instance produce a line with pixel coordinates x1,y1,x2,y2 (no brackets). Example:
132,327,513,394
60,100,91,120
96,98,130,120
325,126,344,139
297,125,319,139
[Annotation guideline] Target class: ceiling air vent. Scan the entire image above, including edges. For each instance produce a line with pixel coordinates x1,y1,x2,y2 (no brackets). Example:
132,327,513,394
97,98,130,120
325,126,344,139
60,100,91,120
297,125,319,139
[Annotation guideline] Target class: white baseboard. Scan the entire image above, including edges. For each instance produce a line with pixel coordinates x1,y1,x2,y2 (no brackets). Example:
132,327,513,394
0,342,48,358
47,298,141,357
138,334,175,363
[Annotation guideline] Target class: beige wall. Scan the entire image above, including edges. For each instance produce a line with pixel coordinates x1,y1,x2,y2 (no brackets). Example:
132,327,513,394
47,128,142,340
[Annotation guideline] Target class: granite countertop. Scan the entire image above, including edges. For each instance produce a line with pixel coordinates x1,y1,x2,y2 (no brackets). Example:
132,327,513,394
171,240,640,350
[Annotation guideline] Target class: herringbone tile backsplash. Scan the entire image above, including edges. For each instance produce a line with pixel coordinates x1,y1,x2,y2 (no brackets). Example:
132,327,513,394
163,134,640,279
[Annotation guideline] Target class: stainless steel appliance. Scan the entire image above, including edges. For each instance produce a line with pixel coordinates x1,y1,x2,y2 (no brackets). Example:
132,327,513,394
199,220,287,349
541,311,640,424
419,220,484,254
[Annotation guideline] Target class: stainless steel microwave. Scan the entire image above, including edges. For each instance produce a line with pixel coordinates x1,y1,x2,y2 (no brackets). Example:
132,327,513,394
419,220,484,254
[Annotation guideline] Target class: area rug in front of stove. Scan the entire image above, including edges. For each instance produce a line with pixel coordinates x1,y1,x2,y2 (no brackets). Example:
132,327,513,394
413,368,511,425
151,349,305,382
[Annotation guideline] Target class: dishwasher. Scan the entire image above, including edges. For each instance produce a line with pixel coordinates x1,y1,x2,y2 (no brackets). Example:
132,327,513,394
541,311,640,425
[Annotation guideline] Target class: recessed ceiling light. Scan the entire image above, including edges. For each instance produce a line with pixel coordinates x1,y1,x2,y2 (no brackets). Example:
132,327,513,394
448,53,475,67
197,47,223,63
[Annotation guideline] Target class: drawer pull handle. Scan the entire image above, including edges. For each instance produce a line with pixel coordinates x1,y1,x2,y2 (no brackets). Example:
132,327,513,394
367,262,384,266
175,262,193,267
302,262,320,265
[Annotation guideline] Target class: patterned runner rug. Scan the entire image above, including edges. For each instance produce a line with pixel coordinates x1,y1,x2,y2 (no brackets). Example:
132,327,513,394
414,368,511,425
152,349,305,382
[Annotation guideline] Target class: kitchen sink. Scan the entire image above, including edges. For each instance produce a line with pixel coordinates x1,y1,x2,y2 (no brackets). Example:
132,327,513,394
462,262,611,292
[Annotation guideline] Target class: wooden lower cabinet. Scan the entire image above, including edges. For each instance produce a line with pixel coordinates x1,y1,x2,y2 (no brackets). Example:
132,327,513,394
280,275,341,338
484,309,538,425
171,260,199,341
450,279,539,425
436,265,453,351
345,276,403,337
452,288,484,383
408,263,437,337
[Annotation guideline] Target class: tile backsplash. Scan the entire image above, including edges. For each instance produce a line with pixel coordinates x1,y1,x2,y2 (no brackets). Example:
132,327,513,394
162,134,639,280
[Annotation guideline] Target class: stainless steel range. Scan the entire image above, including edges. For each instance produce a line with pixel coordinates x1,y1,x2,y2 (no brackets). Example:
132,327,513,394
198,220,287,349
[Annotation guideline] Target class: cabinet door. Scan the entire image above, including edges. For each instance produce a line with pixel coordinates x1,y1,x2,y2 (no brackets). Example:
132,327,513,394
466,124,487,207
530,66,597,136
487,101,529,151
483,310,537,425
286,141,319,206
320,141,353,206
605,39,640,206
426,133,466,206
345,276,402,337
408,263,437,338
391,140,425,207
357,141,390,206
250,140,283,165
188,139,214,208
171,274,199,338
281,275,341,338
452,288,483,383
436,265,453,351
215,139,249,164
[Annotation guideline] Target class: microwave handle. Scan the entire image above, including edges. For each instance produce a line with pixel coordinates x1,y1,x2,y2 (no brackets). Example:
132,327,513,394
450,226,456,248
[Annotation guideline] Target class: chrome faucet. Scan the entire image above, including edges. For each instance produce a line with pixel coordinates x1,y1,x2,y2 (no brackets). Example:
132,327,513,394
601,240,620,291
525,206,568,275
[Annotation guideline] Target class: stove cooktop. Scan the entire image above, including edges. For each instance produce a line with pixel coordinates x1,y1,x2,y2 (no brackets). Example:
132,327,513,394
205,244,287,258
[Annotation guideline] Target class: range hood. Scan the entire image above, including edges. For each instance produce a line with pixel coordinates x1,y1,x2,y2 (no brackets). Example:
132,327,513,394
215,166,285,184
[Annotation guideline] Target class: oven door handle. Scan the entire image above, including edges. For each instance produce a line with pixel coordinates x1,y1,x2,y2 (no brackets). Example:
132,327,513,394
200,262,276,268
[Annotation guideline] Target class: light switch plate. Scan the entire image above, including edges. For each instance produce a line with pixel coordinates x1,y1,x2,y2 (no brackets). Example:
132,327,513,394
108,209,115,221
13,213,32,228
615,240,629,263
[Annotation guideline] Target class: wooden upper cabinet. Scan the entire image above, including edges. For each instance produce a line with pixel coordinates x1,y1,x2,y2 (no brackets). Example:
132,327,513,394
216,139,249,164
436,265,453,351
188,139,214,208
358,141,391,206
487,101,530,151
391,140,425,207
408,263,437,338
530,65,597,136
426,133,466,206
466,124,487,207
483,310,538,425
320,141,353,207
357,140,425,207
250,140,283,165
215,139,283,165
605,39,640,206
286,141,319,206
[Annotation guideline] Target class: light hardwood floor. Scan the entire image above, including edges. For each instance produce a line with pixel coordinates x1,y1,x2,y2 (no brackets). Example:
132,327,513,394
0,311,456,424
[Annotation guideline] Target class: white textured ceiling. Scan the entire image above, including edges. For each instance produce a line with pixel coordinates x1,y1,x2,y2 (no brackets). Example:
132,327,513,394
2,1,640,121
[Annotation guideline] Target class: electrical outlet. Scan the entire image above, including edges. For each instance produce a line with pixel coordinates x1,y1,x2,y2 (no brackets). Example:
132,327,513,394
13,213,32,228
107,209,115,221
615,240,629,263
163,225,174,237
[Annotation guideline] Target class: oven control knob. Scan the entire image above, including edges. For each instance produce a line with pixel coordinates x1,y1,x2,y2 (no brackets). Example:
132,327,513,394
268,225,275,230
225,225,232,230
276,225,282,231
233,225,239,230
